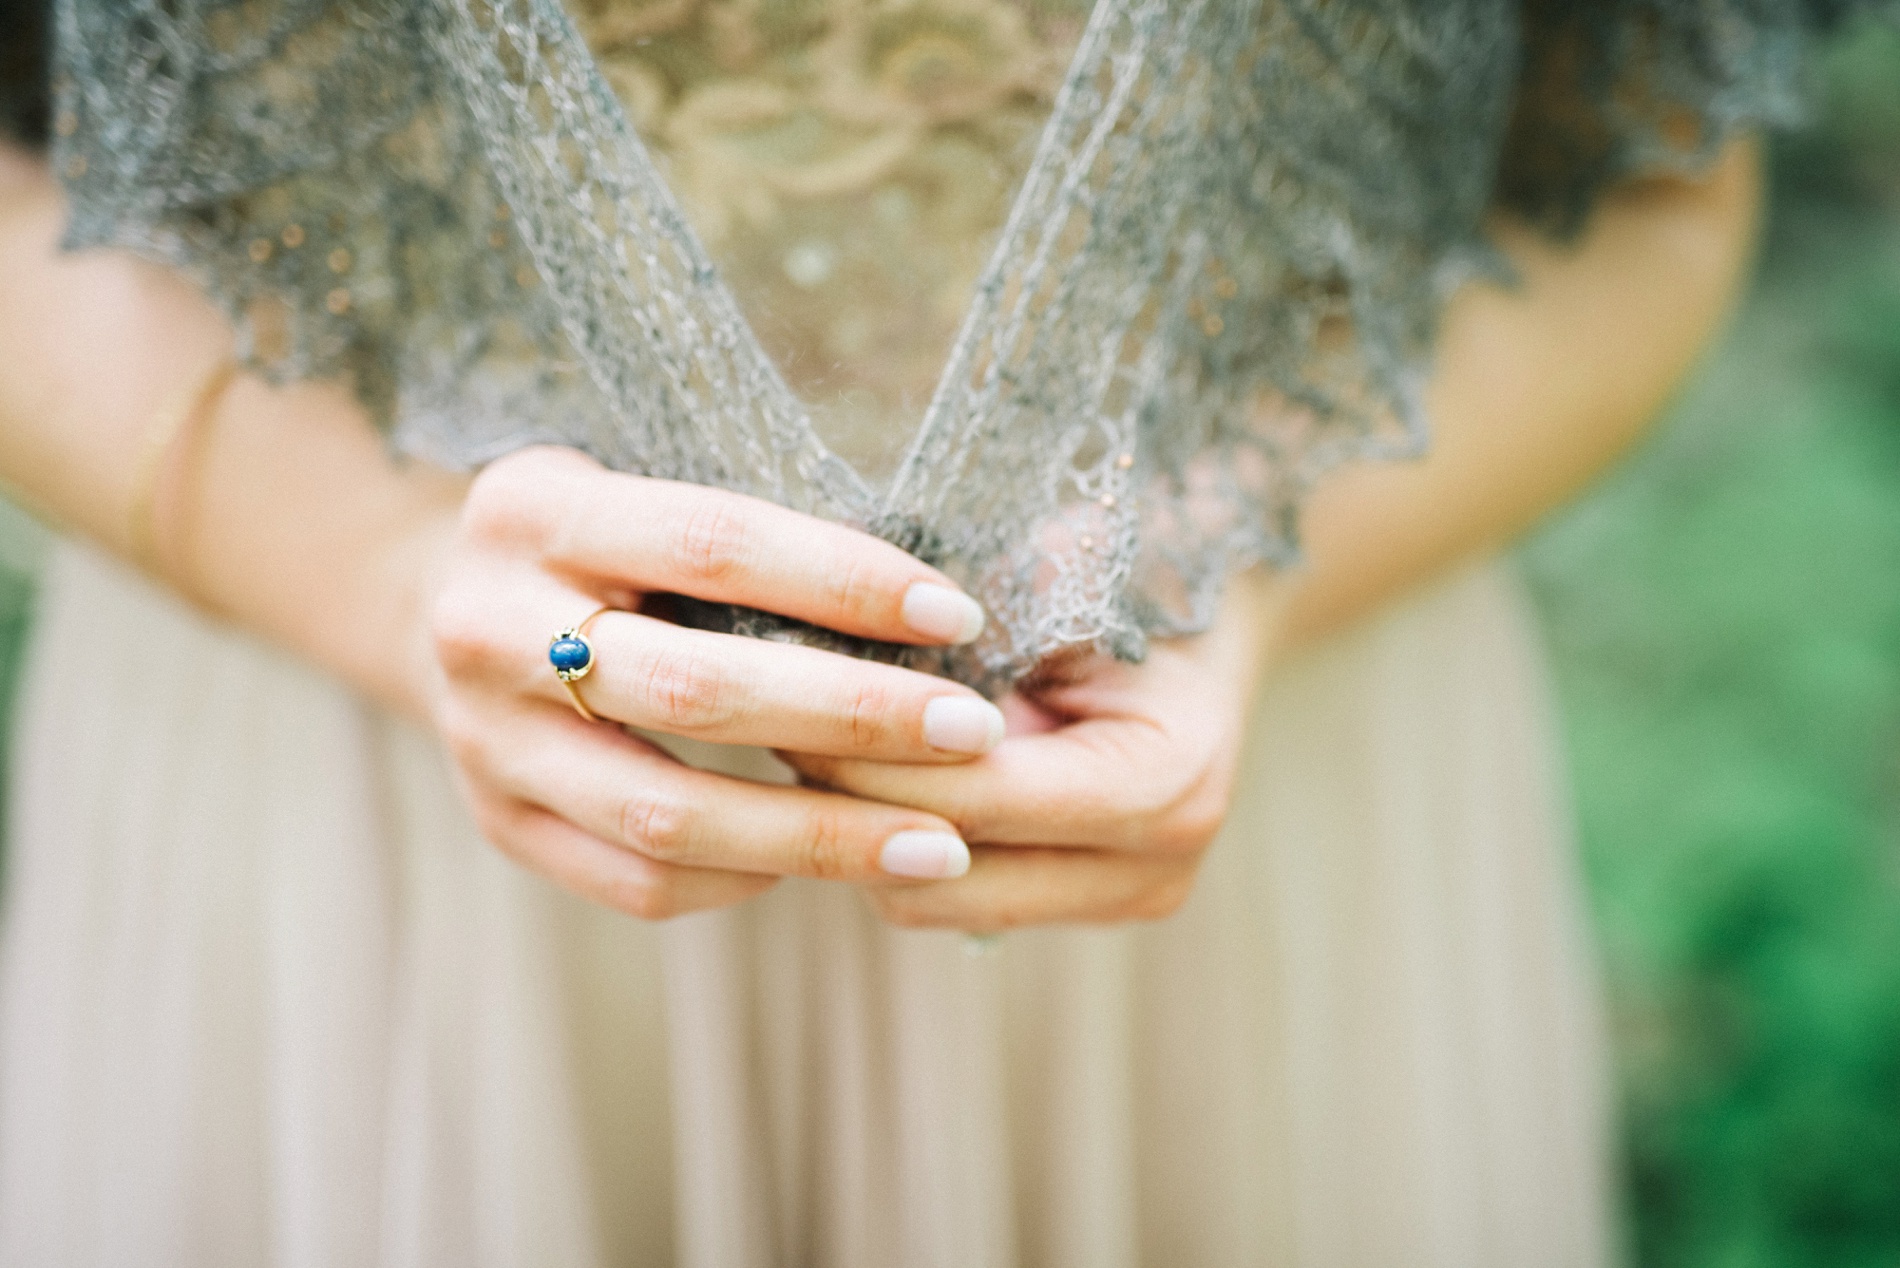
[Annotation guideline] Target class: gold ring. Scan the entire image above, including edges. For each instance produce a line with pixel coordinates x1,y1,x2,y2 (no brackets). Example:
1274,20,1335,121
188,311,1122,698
548,605,614,722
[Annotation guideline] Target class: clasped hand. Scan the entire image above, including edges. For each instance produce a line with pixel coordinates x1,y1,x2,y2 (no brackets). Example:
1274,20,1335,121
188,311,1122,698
429,447,1271,930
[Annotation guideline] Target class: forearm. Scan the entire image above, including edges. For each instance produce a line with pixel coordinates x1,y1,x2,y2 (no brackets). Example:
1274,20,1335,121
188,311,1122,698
1279,138,1763,650
0,144,460,716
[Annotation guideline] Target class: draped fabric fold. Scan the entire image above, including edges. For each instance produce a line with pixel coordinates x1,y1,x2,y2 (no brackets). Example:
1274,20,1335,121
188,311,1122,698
0,543,1616,1265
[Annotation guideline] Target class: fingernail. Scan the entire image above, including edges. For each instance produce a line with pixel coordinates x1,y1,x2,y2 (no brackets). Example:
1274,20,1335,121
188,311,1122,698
901,582,986,645
923,696,1006,755
879,830,972,879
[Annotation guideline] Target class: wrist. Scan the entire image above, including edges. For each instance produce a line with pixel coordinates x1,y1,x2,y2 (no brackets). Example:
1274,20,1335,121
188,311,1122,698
177,373,468,719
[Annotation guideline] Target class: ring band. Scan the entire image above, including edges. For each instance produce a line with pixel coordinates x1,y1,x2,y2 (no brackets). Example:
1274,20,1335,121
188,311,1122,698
549,605,614,722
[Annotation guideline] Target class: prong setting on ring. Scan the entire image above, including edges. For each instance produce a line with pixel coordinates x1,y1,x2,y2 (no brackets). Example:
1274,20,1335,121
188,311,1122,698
549,629,595,682
551,606,614,723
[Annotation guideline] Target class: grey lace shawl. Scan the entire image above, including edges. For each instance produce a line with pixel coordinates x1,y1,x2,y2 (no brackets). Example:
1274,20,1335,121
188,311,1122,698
47,0,1890,694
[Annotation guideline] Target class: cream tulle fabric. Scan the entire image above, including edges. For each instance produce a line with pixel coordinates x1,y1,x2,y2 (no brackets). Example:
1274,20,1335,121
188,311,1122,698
0,541,1612,1266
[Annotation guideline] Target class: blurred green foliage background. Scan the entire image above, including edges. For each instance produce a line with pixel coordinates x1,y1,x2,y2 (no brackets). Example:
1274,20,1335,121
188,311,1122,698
1521,20,1900,1267
0,498,37,843
1,22,1898,1266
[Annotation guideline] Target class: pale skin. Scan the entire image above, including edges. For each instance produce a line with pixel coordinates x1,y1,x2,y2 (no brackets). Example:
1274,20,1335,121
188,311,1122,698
0,137,1760,931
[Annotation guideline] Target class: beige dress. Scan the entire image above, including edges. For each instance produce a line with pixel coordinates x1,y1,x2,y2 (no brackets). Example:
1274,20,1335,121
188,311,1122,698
0,2,1614,1263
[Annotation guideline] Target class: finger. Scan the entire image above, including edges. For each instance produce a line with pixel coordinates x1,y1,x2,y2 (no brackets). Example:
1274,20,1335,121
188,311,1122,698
555,610,1006,760
472,789,778,920
545,465,987,646
785,720,1210,849
488,709,977,881
870,847,1198,933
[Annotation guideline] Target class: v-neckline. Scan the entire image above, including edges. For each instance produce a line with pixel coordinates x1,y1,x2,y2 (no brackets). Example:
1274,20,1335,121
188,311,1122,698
481,0,1126,518
574,0,1095,487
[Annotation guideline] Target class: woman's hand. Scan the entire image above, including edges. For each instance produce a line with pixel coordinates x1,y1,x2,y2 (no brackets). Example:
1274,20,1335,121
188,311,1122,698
426,445,1012,920
780,572,1287,932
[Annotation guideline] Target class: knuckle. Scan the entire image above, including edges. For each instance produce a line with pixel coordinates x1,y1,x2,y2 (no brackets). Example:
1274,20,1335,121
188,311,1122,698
536,491,594,572
1149,777,1230,856
635,646,733,730
618,791,699,863
429,588,498,679
1092,774,1197,852
1132,769,1187,824
1080,732,1176,822
620,879,682,922
844,681,896,750
824,554,881,626
1148,811,1219,857
463,455,556,547
796,807,854,879
672,498,755,585
1033,783,1127,846
1128,872,1198,922
1175,803,1228,853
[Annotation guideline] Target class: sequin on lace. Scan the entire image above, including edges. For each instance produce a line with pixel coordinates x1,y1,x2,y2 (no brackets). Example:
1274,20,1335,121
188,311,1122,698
50,0,1890,694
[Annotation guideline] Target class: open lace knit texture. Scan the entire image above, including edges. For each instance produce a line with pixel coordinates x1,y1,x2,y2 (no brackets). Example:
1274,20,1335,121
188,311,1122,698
52,0,1885,694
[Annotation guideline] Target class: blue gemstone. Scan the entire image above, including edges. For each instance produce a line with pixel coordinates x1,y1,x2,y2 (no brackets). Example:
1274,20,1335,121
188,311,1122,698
549,637,592,674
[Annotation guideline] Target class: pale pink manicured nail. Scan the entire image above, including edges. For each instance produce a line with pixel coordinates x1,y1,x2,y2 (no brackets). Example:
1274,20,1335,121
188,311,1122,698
879,830,972,879
923,696,1005,755
901,583,986,644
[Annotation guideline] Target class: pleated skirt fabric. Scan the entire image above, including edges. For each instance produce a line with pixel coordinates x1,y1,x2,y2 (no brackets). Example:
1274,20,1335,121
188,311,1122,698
0,541,1614,1267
